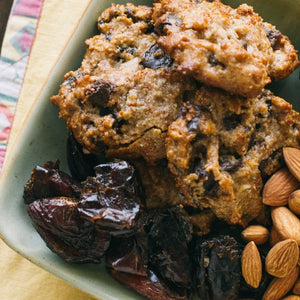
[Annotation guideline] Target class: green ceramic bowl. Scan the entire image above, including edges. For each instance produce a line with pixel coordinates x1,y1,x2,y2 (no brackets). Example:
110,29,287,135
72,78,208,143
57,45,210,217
0,0,299,299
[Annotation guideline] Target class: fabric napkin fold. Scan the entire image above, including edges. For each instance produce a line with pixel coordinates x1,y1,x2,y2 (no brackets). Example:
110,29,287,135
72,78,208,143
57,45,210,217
0,0,98,299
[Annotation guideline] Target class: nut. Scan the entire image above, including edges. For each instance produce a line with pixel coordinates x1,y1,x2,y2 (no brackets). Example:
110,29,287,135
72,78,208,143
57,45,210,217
263,168,300,206
265,239,299,278
241,225,269,245
283,147,300,182
241,241,262,288
269,226,283,247
262,265,299,300
271,206,300,245
282,296,300,300
289,190,300,215
293,278,300,295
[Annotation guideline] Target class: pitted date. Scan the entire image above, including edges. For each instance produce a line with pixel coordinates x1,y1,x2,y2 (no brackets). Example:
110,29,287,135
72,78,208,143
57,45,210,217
27,197,110,263
23,160,82,204
193,235,241,300
78,160,142,233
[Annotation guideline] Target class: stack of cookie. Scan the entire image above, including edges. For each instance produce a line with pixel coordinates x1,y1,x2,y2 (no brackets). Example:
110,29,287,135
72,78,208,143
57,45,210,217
51,1,300,230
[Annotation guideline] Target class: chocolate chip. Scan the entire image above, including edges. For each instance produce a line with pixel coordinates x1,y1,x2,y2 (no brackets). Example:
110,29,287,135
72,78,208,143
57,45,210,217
187,117,200,132
85,80,115,107
208,52,225,68
66,76,76,88
220,156,242,173
155,15,182,35
223,114,242,130
141,43,173,69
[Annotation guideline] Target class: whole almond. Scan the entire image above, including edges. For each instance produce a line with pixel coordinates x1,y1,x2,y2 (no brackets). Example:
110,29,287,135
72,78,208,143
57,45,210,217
241,241,262,288
241,225,269,245
289,190,300,215
262,266,299,300
265,239,299,278
282,296,300,300
271,207,300,245
269,226,283,247
263,168,300,206
293,278,300,295
283,147,300,181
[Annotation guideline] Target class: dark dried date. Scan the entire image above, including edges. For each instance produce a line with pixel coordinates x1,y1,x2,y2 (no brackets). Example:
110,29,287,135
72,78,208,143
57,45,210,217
27,197,110,263
67,131,102,182
78,160,142,233
23,160,82,204
193,235,241,300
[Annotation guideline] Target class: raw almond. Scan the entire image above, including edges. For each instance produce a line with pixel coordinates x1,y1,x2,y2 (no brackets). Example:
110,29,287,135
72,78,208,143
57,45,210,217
269,226,283,247
271,207,300,245
241,241,262,288
263,168,300,206
289,190,300,215
282,296,300,300
262,265,299,300
241,225,269,245
283,147,300,181
265,239,299,278
293,278,300,295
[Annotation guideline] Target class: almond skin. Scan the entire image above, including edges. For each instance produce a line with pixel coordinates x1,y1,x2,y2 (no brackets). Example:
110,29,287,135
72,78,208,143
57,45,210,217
293,278,300,295
269,226,283,247
265,239,299,278
289,190,300,215
263,168,300,206
262,266,299,300
271,207,300,245
283,147,300,182
241,225,269,245
241,241,262,288
282,296,300,300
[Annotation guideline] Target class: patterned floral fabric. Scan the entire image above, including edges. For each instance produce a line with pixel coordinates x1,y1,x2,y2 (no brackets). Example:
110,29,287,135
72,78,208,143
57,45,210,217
0,0,44,170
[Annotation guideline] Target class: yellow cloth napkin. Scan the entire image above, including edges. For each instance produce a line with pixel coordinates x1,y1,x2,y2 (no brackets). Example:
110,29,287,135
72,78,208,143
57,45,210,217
1,0,98,298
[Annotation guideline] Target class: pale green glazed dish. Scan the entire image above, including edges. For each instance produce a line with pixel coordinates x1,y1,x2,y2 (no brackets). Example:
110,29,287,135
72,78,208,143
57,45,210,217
0,0,299,299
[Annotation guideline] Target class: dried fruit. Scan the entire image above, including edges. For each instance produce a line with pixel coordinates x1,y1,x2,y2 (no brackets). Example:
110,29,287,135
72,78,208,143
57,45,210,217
193,235,241,300
241,225,269,245
283,147,300,181
271,207,300,245
241,241,262,288
265,239,299,278
262,168,300,206
23,160,82,204
262,266,299,300
78,160,142,233
27,197,110,263
289,190,300,215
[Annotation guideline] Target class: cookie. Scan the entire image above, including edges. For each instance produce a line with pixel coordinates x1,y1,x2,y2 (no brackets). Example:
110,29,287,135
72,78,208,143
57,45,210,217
153,0,299,97
166,86,300,225
51,3,195,163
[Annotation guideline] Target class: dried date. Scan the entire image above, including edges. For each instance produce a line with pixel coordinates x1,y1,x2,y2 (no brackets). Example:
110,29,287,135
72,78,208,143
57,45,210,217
67,130,102,182
23,160,82,204
193,235,241,300
78,160,142,233
27,197,110,263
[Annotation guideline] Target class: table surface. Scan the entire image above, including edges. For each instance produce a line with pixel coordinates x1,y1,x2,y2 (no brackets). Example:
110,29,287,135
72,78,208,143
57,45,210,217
0,0,98,299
